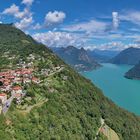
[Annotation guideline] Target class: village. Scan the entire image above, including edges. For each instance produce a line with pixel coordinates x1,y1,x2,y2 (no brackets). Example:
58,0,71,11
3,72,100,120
0,68,41,114
0,53,64,115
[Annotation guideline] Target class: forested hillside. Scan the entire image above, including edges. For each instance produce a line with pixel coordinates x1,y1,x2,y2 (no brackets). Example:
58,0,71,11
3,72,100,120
125,62,140,80
110,47,140,65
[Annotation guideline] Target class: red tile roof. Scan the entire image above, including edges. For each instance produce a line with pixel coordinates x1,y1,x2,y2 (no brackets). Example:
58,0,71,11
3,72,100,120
32,77,39,81
0,93,7,96
12,86,22,91
14,93,21,97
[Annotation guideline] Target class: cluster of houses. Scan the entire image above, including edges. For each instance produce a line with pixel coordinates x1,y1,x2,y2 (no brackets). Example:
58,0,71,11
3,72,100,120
0,68,41,113
0,51,65,114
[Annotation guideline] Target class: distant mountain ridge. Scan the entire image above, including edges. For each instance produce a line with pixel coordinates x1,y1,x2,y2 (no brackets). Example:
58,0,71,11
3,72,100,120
52,46,101,71
110,47,140,65
87,49,119,62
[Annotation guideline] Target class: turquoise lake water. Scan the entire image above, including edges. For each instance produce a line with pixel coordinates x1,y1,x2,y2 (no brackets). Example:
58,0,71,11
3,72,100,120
81,63,140,115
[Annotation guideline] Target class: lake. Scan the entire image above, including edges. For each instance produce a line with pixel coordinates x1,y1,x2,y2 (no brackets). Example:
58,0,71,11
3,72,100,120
81,63,140,115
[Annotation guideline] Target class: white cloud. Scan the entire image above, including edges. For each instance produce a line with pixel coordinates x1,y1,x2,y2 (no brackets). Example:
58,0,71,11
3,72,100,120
2,4,32,19
16,8,32,19
32,30,140,51
22,0,34,6
112,12,119,29
2,2,34,31
97,42,140,51
76,41,140,51
62,20,108,33
3,4,20,16
99,42,124,50
83,45,97,51
15,17,33,30
45,11,66,27
120,11,140,26
32,23,42,30
33,31,87,48
84,42,127,51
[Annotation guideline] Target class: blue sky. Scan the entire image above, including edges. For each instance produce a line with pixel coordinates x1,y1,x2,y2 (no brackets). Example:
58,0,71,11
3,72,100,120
1,0,140,50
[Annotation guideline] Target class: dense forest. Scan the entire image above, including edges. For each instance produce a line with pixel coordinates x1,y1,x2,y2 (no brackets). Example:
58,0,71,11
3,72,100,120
0,24,140,140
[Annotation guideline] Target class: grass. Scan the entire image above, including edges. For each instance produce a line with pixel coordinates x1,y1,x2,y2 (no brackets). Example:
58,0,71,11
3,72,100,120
18,98,48,115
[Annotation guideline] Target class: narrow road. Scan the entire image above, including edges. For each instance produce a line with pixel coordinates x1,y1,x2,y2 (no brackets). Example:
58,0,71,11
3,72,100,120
94,118,105,140
2,95,14,115
48,67,64,77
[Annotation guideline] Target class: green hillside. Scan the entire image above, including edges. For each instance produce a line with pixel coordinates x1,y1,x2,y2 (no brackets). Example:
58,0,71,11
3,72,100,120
110,47,140,65
125,62,140,80
0,24,140,140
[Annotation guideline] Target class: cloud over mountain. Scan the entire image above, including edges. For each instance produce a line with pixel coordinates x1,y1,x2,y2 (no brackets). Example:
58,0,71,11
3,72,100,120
33,31,86,48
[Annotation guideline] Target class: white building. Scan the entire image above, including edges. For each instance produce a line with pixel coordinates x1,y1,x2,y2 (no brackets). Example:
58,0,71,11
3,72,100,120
0,93,7,105
11,86,23,95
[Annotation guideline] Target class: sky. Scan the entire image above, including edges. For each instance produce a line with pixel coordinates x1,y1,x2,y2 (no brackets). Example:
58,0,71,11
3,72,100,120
1,0,140,50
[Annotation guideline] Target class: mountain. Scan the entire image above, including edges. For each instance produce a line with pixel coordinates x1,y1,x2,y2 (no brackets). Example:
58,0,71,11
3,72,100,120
110,47,140,65
0,24,140,140
125,62,140,79
52,46,101,71
87,49,120,62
